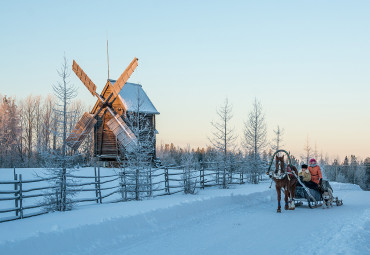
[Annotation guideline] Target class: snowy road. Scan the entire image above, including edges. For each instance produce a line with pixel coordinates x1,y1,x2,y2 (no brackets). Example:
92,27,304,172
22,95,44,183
1,182,369,255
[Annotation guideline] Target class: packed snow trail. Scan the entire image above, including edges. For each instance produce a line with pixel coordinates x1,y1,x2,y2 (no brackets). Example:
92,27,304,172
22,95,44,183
0,182,369,255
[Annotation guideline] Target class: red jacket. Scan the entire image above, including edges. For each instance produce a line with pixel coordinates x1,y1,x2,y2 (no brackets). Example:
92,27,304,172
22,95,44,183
308,165,322,184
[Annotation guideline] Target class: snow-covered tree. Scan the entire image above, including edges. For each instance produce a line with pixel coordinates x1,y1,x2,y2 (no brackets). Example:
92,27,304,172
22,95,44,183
121,86,155,200
43,55,78,211
271,125,284,152
209,98,237,188
41,95,55,153
301,135,313,165
0,95,21,167
243,98,267,183
20,95,39,167
181,146,197,194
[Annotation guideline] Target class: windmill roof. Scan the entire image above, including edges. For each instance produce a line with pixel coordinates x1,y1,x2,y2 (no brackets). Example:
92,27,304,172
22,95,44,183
109,79,159,115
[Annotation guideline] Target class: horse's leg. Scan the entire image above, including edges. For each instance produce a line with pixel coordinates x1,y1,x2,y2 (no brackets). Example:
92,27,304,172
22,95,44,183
276,184,281,213
289,183,296,210
284,187,289,210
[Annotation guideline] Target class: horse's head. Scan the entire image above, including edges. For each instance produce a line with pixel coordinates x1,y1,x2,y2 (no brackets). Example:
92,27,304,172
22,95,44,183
275,155,285,176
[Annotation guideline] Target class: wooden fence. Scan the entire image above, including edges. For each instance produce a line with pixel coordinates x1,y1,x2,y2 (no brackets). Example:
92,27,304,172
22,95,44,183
0,162,266,223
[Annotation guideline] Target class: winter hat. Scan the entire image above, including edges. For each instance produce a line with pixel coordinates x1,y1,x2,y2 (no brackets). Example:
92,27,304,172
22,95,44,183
309,158,316,164
301,164,308,169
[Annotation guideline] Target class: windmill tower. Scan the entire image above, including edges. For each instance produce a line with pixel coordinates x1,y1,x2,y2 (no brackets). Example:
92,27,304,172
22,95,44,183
66,58,159,162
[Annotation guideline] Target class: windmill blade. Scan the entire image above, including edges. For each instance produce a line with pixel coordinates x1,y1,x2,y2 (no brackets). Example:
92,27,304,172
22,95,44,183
110,57,138,98
106,112,137,152
72,60,97,96
66,112,97,150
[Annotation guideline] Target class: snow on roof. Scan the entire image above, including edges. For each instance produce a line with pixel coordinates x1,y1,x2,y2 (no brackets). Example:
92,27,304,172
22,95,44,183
109,79,159,114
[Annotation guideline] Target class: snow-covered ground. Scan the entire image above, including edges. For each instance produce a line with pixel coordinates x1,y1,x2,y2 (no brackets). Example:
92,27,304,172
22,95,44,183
0,175,369,254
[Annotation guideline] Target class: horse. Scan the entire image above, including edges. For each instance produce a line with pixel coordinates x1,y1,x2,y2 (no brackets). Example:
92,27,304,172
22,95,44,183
268,155,298,213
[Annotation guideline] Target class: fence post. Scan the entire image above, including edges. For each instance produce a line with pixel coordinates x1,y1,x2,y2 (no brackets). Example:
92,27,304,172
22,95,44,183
149,166,152,197
56,189,59,211
223,162,226,189
183,167,187,193
199,166,202,189
62,168,66,211
135,169,139,200
123,170,127,201
19,174,23,219
94,165,98,203
203,165,205,189
14,172,18,217
119,171,123,201
165,167,170,195
98,166,102,203
216,163,219,185
199,164,204,189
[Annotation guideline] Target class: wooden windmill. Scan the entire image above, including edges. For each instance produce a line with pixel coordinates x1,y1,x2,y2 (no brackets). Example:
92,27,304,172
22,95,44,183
66,58,139,159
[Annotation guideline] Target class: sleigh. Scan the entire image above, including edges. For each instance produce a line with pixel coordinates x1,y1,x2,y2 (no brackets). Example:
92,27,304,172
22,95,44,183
294,185,323,208
294,180,343,208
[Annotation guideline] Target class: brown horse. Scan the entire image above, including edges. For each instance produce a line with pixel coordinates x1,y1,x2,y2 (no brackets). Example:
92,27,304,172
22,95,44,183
269,155,298,213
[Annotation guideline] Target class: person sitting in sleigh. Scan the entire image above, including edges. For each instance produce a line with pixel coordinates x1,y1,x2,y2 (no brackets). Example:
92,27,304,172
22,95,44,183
298,162,322,192
298,164,311,183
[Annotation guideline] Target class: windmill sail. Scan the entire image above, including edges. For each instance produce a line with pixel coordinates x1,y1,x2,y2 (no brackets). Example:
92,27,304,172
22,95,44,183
107,114,137,152
66,112,97,150
72,60,97,96
110,57,138,98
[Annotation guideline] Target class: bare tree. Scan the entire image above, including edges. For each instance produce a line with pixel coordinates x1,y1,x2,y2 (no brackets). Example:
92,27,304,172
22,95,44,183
0,95,21,167
34,96,42,152
313,142,319,160
209,98,237,157
122,86,155,200
271,125,284,152
43,55,78,211
181,145,197,194
301,135,312,164
209,98,237,188
21,95,38,166
41,95,55,153
243,98,267,183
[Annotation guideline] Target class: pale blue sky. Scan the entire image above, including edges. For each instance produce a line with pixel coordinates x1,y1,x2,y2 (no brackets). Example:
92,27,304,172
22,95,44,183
1,1,369,160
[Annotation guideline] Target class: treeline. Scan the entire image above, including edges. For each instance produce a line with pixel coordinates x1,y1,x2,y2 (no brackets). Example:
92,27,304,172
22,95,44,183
0,94,93,168
157,142,301,185
157,144,370,190
324,155,370,190
157,98,301,184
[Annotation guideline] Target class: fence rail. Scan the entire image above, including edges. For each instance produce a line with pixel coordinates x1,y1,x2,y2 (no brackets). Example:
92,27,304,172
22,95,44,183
0,163,267,223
